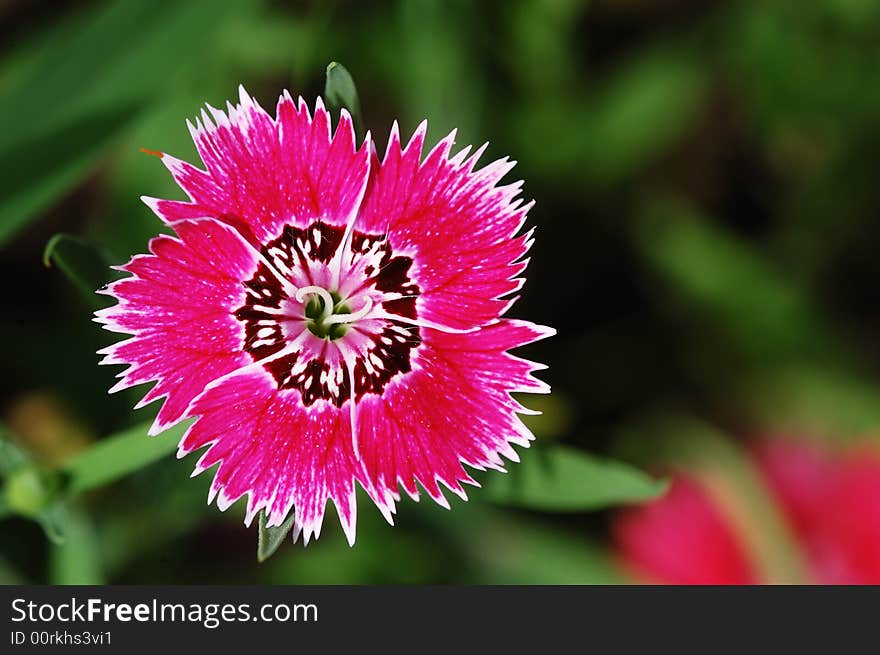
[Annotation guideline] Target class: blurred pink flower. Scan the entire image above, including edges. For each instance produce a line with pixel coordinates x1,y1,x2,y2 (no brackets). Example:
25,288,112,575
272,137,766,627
95,86,553,544
613,476,756,584
613,440,880,584
756,440,880,583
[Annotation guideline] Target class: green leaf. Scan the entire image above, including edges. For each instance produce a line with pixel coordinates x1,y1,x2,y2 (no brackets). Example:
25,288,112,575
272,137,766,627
0,103,141,246
43,233,117,307
324,62,362,126
0,0,251,245
36,502,68,545
257,509,296,563
0,429,29,477
473,517,623,584
480,445,667,511
0,428,68,543
512,45,706,188
5,466,56,516
50,505,104,584
62,421,188,495
0,555,28,584
739,365,880,439
395,0,485,141
635,197,846,365
429,503,624,584
584,47,706,186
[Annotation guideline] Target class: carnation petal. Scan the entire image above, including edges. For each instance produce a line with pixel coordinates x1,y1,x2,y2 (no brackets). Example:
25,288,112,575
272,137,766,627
355,320,553,512
144,87,371,245
357,123,533,330
181,366,366,545
95,217,259,433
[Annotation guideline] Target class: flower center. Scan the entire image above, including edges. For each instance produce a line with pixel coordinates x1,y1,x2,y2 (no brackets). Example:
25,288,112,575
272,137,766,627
234,221,422,407
295,285,374,340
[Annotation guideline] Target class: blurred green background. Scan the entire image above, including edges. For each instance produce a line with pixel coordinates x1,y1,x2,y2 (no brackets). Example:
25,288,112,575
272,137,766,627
2,0,880,584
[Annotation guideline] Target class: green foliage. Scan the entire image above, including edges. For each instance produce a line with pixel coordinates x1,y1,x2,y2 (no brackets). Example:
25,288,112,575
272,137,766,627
0,104,138,247
43,234,117,307
468,520,622,585
435,504,623,585
257,511,296,563
737,366,880,441
1,421,186,545
0,556,28,585
0,430,29,476
324,62,362,128
512,44,706,189
5,467,56,516
635,197,845,365
63,422,187,495
50,505,104,584
0,0,250,245
1,430,67,543
481,445,667,512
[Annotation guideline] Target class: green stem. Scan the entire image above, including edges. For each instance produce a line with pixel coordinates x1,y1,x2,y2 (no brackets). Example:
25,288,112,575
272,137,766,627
62,421,189,495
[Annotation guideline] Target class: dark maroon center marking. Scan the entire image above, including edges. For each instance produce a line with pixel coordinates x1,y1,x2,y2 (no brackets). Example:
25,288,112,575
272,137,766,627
234,221,421,407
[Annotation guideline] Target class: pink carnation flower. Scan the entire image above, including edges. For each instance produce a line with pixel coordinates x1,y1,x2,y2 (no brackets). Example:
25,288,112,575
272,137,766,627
95,86,553,544
613,439,880,584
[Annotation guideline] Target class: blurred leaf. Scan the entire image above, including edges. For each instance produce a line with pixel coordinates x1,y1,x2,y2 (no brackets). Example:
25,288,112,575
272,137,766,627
50,505,104,584
218,10,325,80
0,428,29,477
35,502,68,545
98,470,215,577
3,466,68,544
481,445,667,511
436,505,622,584
635,197,846,365
585,48,706,186
473,520,621,584
0,0,251,245
0,103,141,246
324,62,362,127
0,5,91,90
62,421,188,495
257,510,296,563
0,0,250,149
739,365,880,439
505,0,582,94
5,467,55,516
0,428,68,543
43,233,117,308
0,556,28,585
414,497,623,584
728,0,880,141
513,45,706,188
395,0,485,141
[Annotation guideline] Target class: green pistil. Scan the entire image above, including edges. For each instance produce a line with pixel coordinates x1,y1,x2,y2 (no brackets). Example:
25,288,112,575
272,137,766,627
305,290,351,340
